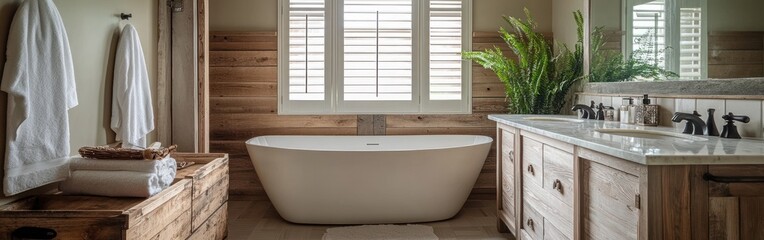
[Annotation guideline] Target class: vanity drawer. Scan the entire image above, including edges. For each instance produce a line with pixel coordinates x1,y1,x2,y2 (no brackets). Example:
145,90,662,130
522,137,543,188
523,177,574,238
542,145,574,207
544,218,571,240
522,200,544,240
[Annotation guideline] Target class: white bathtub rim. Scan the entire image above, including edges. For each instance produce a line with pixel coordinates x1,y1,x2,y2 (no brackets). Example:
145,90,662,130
245,135,493,153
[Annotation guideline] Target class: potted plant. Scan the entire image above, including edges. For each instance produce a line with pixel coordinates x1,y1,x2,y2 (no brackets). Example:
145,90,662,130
463,9,585,114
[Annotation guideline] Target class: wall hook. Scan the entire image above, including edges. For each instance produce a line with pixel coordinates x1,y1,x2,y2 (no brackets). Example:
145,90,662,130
120,13,132,20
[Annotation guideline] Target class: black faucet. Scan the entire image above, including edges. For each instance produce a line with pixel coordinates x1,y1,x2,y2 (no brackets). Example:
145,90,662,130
572,104,596,119
672,111,706,135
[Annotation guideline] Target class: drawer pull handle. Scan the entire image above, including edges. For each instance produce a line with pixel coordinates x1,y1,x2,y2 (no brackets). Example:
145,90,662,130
508,150,515,162
527,165,534,175
12,227,56,239
703,173,764,183
526,218,535,230
552,179,563,193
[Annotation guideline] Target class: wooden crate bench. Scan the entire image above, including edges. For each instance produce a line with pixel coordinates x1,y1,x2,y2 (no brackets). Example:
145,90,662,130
0,153,229,240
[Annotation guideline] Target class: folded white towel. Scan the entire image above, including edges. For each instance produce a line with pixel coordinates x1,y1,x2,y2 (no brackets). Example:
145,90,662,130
69,156,177,188
60,171,162,197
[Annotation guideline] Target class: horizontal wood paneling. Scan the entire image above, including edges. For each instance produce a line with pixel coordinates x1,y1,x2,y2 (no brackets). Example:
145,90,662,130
706,32,762,79
209,31,510,199
209,51,277,67
210,67,277,82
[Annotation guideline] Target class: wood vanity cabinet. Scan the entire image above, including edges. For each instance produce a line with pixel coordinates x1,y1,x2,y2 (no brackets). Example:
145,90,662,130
496,123,764,240
497,124,519,235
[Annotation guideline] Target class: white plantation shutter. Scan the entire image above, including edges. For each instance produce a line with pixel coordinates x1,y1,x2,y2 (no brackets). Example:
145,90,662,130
679,8,702,79
428,0,463,100
278,0,472,114
341,0,414,101
288,0,326,101
631,0,667,71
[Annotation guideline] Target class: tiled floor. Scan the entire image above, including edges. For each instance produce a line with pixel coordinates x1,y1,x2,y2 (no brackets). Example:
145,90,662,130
227,199,514,240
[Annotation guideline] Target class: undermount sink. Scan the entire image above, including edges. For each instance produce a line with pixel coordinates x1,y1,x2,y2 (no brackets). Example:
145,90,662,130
523,117,584,123
595,129,708,141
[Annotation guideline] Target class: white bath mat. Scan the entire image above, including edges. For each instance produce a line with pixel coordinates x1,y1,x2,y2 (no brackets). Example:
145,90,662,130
322,224,439,240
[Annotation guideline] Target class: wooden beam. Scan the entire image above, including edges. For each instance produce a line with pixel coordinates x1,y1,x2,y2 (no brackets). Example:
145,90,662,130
157,0,172,146
197,0,210,153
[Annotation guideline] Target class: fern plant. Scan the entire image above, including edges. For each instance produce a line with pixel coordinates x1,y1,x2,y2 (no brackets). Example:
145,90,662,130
462,9,585,114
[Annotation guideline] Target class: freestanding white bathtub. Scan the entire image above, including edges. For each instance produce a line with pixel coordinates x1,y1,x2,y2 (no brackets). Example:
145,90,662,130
245,135,493,224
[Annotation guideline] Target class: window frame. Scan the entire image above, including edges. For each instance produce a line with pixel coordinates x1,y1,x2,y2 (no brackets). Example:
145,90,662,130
277,0,472,115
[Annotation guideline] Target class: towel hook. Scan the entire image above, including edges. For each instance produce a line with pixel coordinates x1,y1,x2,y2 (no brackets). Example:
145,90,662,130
120,13,132,20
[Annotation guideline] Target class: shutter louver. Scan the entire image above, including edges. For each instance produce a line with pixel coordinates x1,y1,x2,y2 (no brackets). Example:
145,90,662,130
429,0,463,100
288,0,326,100
631,0,667,71
679,8,702,79
343,0,413,101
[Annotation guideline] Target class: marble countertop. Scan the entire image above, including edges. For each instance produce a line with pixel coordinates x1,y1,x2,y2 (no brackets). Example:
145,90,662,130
489,114,764,165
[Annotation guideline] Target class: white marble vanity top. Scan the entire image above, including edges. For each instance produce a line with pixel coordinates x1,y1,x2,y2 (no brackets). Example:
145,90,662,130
489,114,764,165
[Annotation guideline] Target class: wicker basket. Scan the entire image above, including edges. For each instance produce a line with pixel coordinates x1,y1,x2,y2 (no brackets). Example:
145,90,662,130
78,144,177,160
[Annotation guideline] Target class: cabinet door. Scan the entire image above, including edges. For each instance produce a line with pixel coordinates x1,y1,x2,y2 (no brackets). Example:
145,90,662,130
581,160,640,240
707,165,764,240
499,128,517,231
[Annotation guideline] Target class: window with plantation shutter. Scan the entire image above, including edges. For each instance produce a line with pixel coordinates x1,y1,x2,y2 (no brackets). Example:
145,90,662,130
428,0,464,101
279,0,472,114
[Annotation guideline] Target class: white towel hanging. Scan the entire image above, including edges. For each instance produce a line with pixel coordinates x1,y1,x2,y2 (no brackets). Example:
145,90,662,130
1,0,78,196
111,24,154,149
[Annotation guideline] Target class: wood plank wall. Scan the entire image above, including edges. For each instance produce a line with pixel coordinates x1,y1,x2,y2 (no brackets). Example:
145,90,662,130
708,31,764,79
599,31,764,79
209,31,510,199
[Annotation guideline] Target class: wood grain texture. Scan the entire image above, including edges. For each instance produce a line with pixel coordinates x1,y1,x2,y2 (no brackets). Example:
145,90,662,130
660,166,692,240
497,127,516,234
542,145,574,206
581,160,640,240
707,31,764,78
198,0,210,153
709,197,739,240
209,51,277,67
188,203,228,240
690,166,709,240
125,181,192,237
521,198,544,240
157,0,172,146
739,197,764,240
521,136,543,188
171,0,200,152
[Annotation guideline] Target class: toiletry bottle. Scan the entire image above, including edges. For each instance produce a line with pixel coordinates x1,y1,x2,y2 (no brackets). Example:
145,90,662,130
619,98,630,124
627,98,637,124
636,94,660,126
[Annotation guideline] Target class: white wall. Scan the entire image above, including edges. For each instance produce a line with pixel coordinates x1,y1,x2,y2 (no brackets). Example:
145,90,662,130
210,0,555,33
0,0,158,202
553,0,585,48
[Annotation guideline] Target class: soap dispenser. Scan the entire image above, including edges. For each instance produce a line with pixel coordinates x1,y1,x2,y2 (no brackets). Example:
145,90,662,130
635,94,659,126
619,98,632,124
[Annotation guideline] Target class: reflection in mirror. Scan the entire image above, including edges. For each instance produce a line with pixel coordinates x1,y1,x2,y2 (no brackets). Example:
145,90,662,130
589,0,764,82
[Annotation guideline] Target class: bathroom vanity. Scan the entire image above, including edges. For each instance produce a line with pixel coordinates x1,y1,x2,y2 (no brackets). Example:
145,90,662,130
491,115,764,240
0,153,229,240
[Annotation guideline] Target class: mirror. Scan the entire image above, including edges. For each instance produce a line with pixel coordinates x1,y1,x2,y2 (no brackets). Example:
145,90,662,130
589,0,764,82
